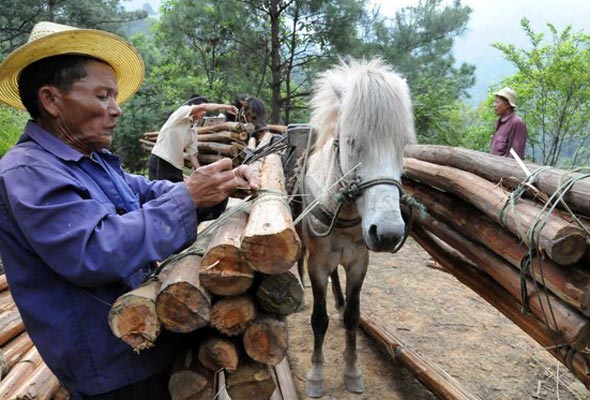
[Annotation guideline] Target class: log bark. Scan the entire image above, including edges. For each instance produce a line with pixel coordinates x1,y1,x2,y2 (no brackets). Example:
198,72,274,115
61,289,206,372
0,346,42,398
404,179,590,316
0,306,25,347
404,157,587,265
197,153,226,165
210,294,257,337
243,315,289,367
405,204,590,352
360,312,480,400
225,360,276,400
108,278,161,352
197,141,241,157
8,362,60,400
0,274,8,291
200,208,254,296
411,227,590,389
0,332,33,377
197,333,240,373
267,124,287,134
51,386,70,400
405,144,590,217
255,271,304,316
156,254,211,333
196,122,254,135
198,130,248,142
241,153,301,274
169,349,214,400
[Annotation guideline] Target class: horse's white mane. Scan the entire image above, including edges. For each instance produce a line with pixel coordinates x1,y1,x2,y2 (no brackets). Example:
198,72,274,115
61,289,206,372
309,58,416,169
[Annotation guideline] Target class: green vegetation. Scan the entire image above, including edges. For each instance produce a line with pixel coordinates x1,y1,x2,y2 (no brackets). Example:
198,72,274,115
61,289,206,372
0,105,27,157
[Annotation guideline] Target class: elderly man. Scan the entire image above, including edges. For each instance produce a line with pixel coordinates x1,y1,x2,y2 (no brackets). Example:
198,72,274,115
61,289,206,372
490,87,528,159
0,22,257,399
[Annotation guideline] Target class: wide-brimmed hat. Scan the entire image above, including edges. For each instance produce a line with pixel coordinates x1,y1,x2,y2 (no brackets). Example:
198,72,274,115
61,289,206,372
494,87,517,109
0,21,144,110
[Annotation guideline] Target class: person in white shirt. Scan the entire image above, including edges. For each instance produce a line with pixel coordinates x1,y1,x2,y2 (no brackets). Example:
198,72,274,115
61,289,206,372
148,95,238,182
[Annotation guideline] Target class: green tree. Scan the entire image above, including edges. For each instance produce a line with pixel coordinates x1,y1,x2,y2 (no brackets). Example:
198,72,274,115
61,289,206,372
493,18,590,167
0,105,28,158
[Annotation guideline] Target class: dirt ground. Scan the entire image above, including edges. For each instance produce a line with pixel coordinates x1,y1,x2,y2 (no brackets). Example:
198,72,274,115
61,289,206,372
286,238,590,400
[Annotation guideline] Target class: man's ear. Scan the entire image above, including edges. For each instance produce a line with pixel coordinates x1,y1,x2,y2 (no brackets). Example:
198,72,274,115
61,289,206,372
37,86,62,118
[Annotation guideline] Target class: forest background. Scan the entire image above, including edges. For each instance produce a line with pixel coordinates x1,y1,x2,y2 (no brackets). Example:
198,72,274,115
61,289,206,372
2,0,590,172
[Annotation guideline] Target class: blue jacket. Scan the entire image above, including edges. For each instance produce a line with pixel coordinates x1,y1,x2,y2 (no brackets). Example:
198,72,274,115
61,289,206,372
0,121,222,397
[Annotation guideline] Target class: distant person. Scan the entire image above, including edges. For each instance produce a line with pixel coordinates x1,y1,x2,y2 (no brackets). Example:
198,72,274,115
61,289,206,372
490,87,528,159
149,95,238,182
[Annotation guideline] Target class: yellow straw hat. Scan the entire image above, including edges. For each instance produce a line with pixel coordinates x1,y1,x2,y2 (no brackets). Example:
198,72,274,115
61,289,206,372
0,21,145,110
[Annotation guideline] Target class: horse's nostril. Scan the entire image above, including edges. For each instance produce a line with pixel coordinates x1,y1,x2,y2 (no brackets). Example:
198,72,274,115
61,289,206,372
369,224,380,242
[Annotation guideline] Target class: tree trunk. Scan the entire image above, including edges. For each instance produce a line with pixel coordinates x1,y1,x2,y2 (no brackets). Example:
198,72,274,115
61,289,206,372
108,278,161,352
197,142,241,158
404,157,587,265
255,270,304,316
0,305,25,347
210,294,257,337
196,121,254,135
0,332,33,376
243,315,288,367
8,362,60,400
198,333,240,373
0,346,42,398
156,254,211,333
169,349,214,400
225,360,276,400
197,130,248,142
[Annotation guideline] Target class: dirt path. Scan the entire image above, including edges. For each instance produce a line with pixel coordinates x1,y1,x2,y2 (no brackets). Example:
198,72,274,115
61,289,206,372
286,238,590,400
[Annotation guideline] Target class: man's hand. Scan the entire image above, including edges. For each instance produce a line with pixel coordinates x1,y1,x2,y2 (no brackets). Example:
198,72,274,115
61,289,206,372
185,159,258,208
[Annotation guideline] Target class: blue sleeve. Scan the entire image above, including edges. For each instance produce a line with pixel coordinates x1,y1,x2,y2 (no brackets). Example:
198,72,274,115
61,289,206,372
1,164,199,288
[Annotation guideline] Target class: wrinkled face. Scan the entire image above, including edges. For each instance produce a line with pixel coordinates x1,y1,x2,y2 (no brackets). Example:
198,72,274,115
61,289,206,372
54,60,121,155
493,96,511,117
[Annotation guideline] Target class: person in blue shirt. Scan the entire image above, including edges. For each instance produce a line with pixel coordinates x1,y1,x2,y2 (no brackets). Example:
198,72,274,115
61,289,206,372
0,21,257,399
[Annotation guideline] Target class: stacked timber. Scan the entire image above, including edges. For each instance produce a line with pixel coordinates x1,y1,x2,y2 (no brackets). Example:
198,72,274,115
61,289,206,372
0,274,69,399
403,144,590,388
140,122,287,168
110,131,302,400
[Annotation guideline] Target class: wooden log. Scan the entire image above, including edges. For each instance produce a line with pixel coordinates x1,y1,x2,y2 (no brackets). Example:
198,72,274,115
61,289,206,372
210,294,257,337
0,306,25,347
404,179,590,316
0,290,15,313
243,315,289,367
404,157,587,265
169,349,214,400
197,121,254,135
405,204,590,352
360,312,480,400
197,141,240,157
156,254,211,333
200,207,254,296
108,278,161,352
272,356,299,400
411,227,590,389
0,274,8,291
255,270,304,316
197,153,226,165
139,138,155,149
198,333,240,373
0,332,33,377
405,144,590,217
51,386,70,400
241,152,301,274
8,362,60,400
267,124,287,134
0,346,42,398
198,130,248,142
225,360,276,400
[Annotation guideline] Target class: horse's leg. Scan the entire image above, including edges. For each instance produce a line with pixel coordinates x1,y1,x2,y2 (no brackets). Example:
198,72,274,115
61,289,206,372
306,255,332,398
330,268,345,321
342,252,368,394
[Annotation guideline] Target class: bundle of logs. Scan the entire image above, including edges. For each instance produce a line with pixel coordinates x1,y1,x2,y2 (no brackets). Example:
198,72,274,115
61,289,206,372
403,144,590,389
139,122,287,168
110,132,302,400
0,275,69,399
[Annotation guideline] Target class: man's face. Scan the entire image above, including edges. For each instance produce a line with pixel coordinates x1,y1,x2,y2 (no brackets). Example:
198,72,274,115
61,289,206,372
493,96,511,117
55,60,121,155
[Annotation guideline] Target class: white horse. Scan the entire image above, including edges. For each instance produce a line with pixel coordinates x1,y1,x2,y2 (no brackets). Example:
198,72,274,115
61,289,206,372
294,58,416,397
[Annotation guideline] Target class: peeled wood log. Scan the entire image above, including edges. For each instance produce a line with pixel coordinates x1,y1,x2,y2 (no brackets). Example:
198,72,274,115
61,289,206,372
197,141,240,157
0,306,25,347
225,360,276,400
198,153,226,165
404,180,590,316
156,254,211,333
108,278,161,352
411,227,590,389
405,144,590,217
243,315,289,367
0,274,8,291
271,356,298,400
197,121,254,135
360,312,479,400
255,271,304,316
8,362,60,400
169,349,214,400
198,130,248,142
51,386,70,400
241,153,301,274
0,290,15,313
210,295,257,337
406,205,590,352
404,157,587,265
0,346,42,398
198,333,240,373
0,332,33,377
267,124,287,134
200,208,254,296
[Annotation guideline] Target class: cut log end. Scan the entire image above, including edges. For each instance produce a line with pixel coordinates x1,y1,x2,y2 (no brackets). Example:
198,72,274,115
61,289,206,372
109,303,160,352
155,288,210,333
547,228,587,266
242,230,300,274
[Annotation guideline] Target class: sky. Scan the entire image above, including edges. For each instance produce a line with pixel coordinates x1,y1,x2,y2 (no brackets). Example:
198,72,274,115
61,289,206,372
123,0,590,103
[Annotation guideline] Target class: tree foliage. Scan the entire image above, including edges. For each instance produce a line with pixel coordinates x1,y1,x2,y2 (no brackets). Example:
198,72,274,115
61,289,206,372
492,18,590,166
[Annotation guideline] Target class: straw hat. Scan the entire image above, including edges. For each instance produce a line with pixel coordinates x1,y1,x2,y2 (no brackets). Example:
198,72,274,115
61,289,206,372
494,87,517,109
0,21,144,110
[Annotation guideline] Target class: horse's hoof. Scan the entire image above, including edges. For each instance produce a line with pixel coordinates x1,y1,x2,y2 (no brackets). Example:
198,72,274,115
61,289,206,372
306,378,325,398
344,373,365,394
